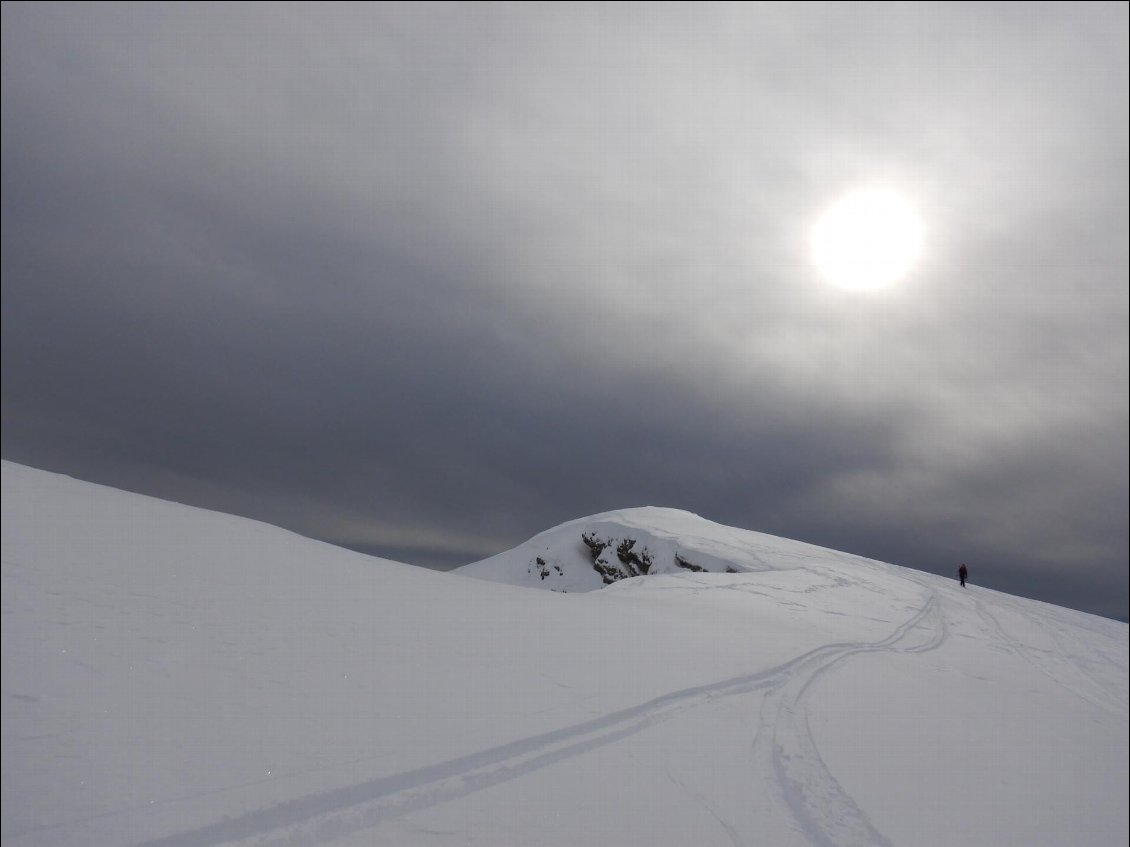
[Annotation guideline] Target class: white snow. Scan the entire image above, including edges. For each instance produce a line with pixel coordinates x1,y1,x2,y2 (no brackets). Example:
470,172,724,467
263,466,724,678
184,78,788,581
2,460,1126,847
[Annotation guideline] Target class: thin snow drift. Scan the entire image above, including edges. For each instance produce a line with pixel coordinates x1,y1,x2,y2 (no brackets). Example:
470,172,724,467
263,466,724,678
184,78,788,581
2,461,1127,847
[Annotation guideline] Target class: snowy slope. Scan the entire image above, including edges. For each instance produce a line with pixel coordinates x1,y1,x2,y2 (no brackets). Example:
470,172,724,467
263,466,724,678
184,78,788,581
2,460,1127,847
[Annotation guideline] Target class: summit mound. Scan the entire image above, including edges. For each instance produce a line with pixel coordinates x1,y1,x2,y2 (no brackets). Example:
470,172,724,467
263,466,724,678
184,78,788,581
456,506,869,591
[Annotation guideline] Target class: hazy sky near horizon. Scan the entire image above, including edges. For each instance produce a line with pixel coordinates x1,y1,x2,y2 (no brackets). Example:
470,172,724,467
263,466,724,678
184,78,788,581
3,2,1127,620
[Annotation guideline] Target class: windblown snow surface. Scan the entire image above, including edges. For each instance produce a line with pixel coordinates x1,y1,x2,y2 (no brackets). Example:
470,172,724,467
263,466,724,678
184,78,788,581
2,461,1127,847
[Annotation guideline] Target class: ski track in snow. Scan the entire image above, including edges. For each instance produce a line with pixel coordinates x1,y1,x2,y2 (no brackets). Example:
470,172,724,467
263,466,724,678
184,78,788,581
972,593,1127,719
662,757,744,847
753,585,944,847
131,574,945,847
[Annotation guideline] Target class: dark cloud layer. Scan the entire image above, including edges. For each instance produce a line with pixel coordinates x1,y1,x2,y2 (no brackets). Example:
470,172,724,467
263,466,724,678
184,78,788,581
3,3,1127,620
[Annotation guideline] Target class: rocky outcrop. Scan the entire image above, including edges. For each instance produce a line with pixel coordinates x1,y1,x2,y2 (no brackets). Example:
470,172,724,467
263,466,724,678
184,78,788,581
674,552,705,572
582,532,656,584
529,556,564,582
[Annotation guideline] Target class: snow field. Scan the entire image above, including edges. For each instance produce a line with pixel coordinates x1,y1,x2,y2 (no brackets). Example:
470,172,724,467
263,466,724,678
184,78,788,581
3,461,1126,846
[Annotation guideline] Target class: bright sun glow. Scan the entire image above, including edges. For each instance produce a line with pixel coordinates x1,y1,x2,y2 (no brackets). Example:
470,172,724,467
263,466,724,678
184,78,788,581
810,189,923,291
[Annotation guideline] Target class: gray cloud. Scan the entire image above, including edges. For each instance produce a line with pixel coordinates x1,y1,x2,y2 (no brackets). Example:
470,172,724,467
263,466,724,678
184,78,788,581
3,2,1126,620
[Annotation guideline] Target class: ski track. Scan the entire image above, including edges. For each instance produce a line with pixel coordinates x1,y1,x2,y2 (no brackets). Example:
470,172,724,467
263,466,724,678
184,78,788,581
127,575,946,847
751,586,943,847
972,594,1127,718
662,756,743,847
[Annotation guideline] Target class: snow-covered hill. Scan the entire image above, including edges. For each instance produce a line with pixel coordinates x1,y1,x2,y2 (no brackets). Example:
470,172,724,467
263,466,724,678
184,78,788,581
456,506,874,590
2,461,1127,847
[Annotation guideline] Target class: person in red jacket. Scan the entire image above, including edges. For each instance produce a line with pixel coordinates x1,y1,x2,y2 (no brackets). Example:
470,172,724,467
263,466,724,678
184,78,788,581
958,564,968,588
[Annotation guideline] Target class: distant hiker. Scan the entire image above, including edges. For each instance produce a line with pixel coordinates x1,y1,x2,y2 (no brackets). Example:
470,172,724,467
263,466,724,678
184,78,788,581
958,564,968,588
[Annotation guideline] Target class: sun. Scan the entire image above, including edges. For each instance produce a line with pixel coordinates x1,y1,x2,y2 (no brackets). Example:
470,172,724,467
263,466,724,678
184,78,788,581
810,189,923,291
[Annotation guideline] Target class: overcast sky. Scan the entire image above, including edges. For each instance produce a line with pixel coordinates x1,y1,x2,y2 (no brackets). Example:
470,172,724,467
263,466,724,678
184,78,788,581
3,2,1127,620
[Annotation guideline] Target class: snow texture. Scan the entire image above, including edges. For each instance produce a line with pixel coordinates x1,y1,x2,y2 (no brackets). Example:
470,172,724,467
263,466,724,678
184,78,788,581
2,460,1127,846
